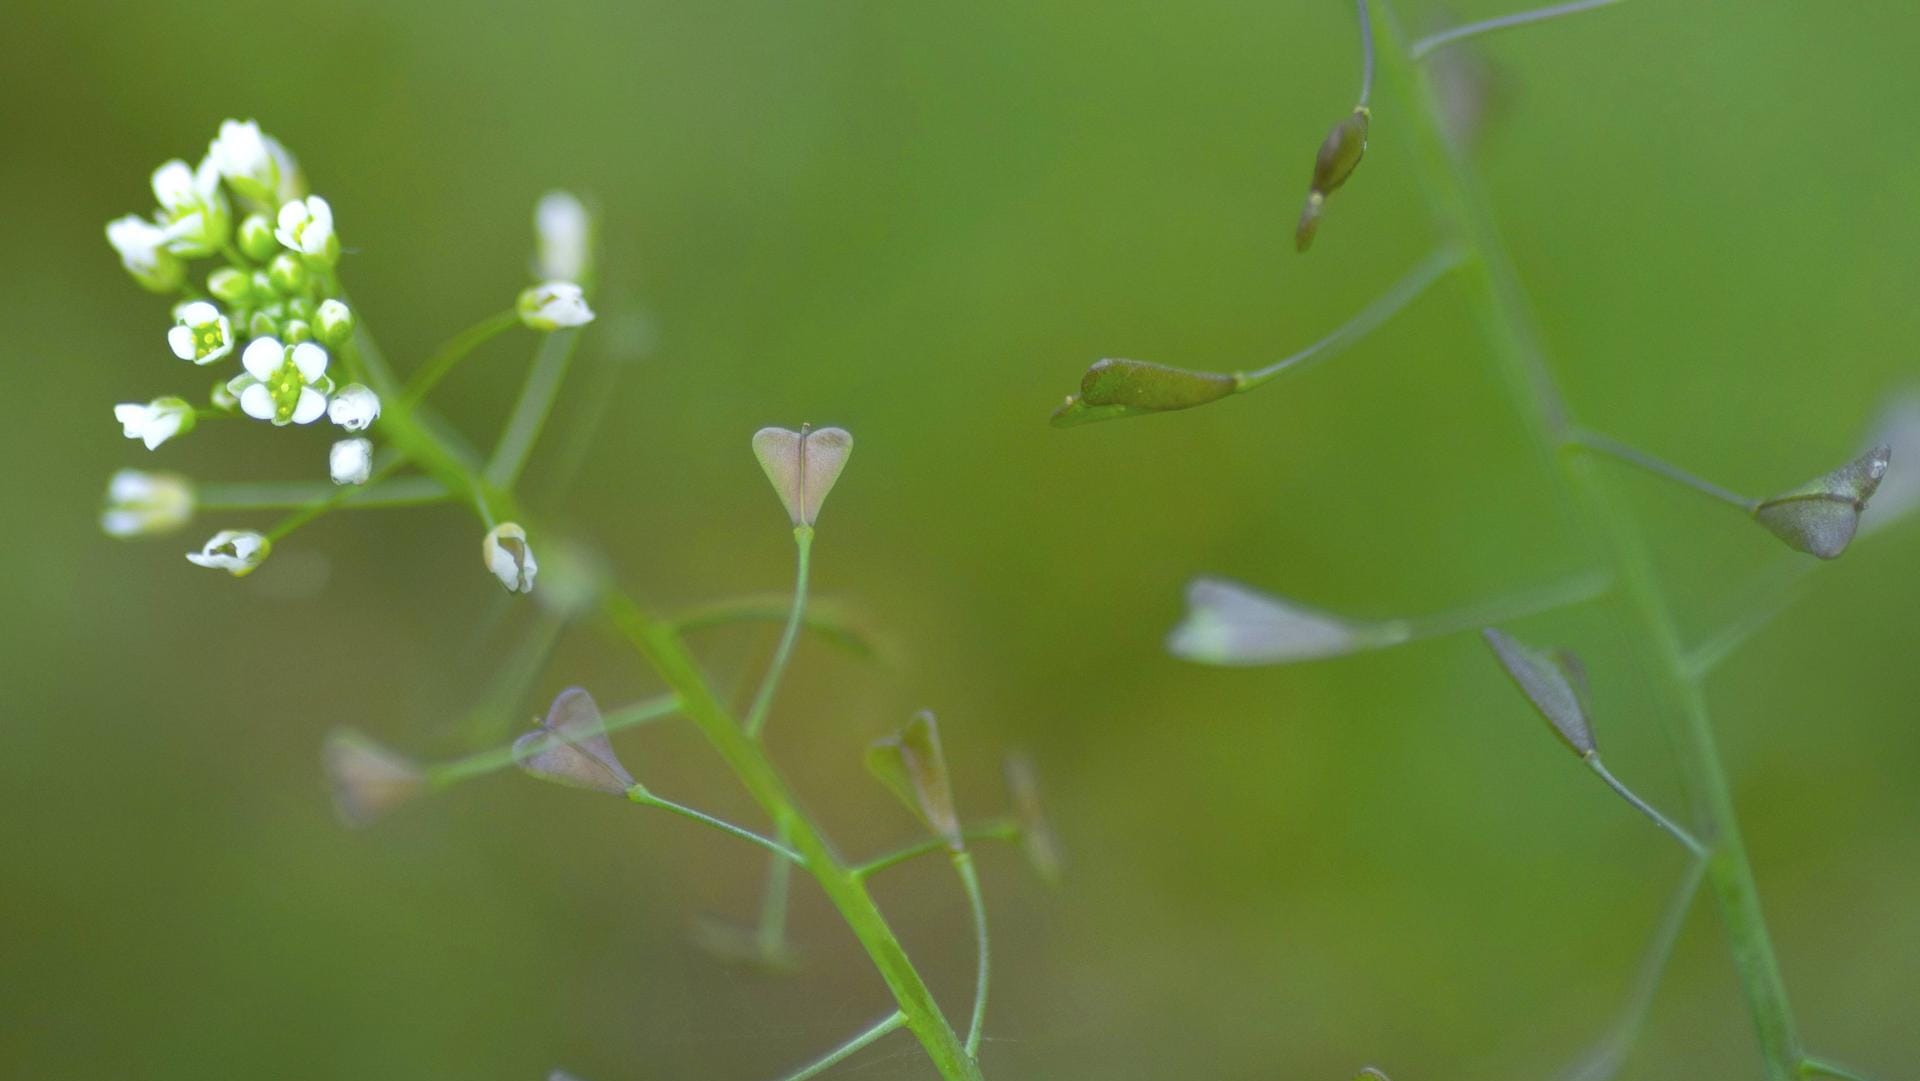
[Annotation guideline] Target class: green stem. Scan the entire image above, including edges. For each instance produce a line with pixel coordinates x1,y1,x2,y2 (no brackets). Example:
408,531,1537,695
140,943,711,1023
627,787,807,866
1401,569,1611,640
198,475,450,512
1798,1056,1878,1081
952,850,991,1058
401,309,520,405
771,1011,907,1081
1409,0,1625,60
1586,756,1709,858
1556,858,1707,1081
1683,556,1816,679
757,823,795,957
745,527,814,738
485,327,580,489
425,694,680,788
852,820,1022,880
1570,428,1757,510
1375,10,1802,1075
262,454,409,544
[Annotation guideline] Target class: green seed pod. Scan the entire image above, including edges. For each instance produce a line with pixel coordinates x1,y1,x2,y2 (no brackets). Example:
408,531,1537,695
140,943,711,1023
1752,445,1891,559
1050,357,1239,427
866,711,961,849
1296,107,1370,252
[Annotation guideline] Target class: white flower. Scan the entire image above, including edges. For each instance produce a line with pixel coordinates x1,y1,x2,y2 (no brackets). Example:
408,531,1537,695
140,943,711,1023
482,522,538,593
207,119,281,205
114,397,196,450
151,157,231,257
275,195,338,262
106,214,185,293
229,337,333,426
166,301,235,365
100,470,194,538
517,281,595,330
186,529,270,577
327,383,381,431
534,191,591,282
329,437,373,486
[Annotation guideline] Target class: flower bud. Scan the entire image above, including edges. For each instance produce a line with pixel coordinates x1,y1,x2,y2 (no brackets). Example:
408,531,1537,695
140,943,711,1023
1482,628,1596,758
513,688,635,796
106,215,186,294
208,119,282,206
1751,445,1891,560
316,298,355,347
516,281,595,330
534,190,593,283
1004,753,1064,884
327,383,381,431
100,469,194,538
483,522,538,593
185,529,271,577
866,710,961,848
282,319,314,344
151,157,233,257
1167,578,1412,665
275,195,338,263
752,424,852,528
114,397,196,450
323,729,425,827
207,266,253,306
237,213,279,261
1050,357,1239,427
1296,107,1370,252
209,378,239,413
329,437,373,486
267,251,311,295
167,301,236,366
247,309,280,339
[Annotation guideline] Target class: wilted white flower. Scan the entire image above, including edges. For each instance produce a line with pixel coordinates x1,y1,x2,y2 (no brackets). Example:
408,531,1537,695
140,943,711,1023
207,119,281,205
275,195,338,262
327,383,380,431
516,281,594,330
329,437,373,486
534,191,591,282
186,529,270,576
100,469,194,538
1167,578,1411,665
483,522,538,593
151,157,231,257
167,301,235,365
114,397,196,450
106,214,185,293
229,337,333,426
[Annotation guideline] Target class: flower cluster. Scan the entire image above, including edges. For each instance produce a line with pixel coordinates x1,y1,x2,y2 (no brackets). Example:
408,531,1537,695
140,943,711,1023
103,120,386,573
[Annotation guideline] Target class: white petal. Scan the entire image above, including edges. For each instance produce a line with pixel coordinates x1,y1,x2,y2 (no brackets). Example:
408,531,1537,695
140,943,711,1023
239,384,276,420
144,412,181,450
167,325,197,361
291,387,327,425
115,403,148,435
291,341,328,382
242,337,284,380
108,470,151,502
307,196,332,229
152,160,194,208
178,300,218,325
102,510,142,538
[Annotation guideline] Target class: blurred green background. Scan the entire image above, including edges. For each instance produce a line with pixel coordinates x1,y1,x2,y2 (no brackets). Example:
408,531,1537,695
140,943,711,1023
4,1,1916,1078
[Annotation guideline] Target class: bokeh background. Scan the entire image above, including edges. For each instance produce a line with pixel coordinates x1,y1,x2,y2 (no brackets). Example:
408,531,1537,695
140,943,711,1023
3,1,1917,1078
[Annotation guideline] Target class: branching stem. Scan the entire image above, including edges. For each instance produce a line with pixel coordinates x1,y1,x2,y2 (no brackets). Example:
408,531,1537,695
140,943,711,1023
770,1011,907,1081
953,850,991,1058
1410,0,1625,61
401,309,520,405
1570,428,1757,510
1235,244,1466,391
627,787,808,866
1586,756,1709,857
853,820,1023,880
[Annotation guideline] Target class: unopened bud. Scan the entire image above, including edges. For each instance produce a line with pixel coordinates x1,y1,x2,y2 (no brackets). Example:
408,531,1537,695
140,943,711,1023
1168,578,1411,665
1751,445,1891,560
866,710,961,848
1050,357,1238,427
208,266,253,306
316,298,355,348
752,424,853,528
1482,628,1596,757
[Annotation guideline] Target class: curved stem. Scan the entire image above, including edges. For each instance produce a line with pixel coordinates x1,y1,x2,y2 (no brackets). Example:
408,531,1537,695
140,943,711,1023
1355,0,1376,106
401,309,520,405
485,326,580,489
853,820,1022,881
627,787,807,866
1375,9,1802,1074
1410,0,1625,61
1235,244,1466,390
1586,756,1709,858
771,1011,907,1081
745,527,814,738
953,850,991,1058
1570,428,1757,510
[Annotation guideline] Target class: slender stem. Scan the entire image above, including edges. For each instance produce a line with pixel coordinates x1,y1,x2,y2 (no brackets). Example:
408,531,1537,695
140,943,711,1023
401,309,520,405
627,787,807,866
1376,11,1802,1074
953,850,991,1058
1799,1056,1879,1081
673,593,881,662
1683,556,1816,679
1402,569,1611,640
1586,756,1709,857
262,454,408,544
757,822,795,957
485,327,580,489
1409,0,1625,61
771,1011,907,1081
745,527,814,738
852,820,1022,880
198,474,450,511
1555,858,1707,1081
1570,428,1757,510
426,694,680,788
1235,244,1466,390
1355,0,1376,107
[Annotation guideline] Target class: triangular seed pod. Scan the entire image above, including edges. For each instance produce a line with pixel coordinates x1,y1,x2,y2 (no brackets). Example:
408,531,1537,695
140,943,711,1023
323,729,425,828
866,710,962,848
1167,578,1412,665
1050,357,1239,427
752,425,853,527
1482,628,1597,757
513,687,636,796
1751,445,1891,560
